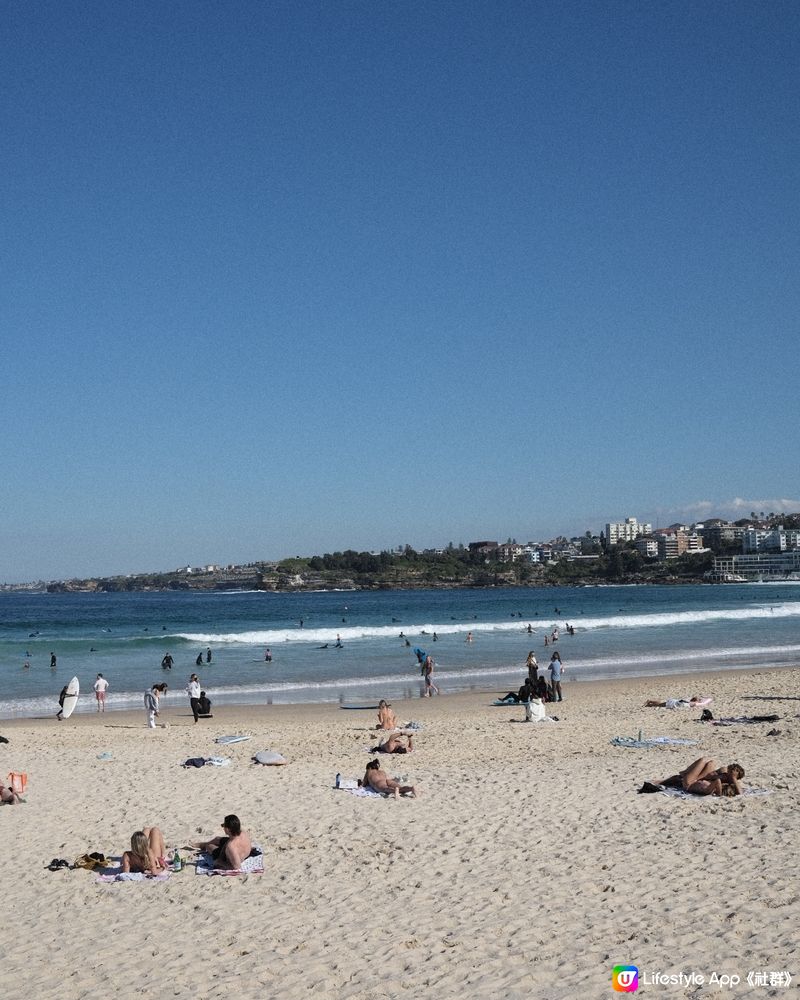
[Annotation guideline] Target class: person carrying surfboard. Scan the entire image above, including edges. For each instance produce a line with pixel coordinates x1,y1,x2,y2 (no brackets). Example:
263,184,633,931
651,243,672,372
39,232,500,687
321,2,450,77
56,685,68,720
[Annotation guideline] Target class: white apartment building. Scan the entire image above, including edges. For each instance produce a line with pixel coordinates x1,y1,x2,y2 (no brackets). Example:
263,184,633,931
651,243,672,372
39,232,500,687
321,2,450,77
743,528,800,553
605,517,653,546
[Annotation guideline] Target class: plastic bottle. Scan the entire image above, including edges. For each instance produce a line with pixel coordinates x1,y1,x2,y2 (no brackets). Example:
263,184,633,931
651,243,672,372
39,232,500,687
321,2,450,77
335,773,341,788
172,849,182,872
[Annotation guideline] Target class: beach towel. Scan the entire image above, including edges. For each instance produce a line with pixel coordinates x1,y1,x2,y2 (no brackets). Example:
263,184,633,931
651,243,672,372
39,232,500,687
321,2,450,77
658,785,771,799
642,784,772,800
340,785,385,798
708,715,780,727
612,736,699,749
96,871,170,883
195,846,264,876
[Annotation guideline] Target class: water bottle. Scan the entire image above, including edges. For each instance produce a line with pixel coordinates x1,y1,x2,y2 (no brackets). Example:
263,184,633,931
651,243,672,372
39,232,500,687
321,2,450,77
172,849,182,872
335,773,341,788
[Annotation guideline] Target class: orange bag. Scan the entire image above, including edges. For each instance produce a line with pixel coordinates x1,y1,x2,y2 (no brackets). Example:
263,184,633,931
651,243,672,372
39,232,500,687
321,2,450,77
7,772,27,794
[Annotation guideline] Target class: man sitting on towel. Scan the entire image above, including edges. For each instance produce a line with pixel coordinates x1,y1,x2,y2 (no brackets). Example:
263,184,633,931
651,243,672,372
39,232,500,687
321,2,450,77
193,814,253,869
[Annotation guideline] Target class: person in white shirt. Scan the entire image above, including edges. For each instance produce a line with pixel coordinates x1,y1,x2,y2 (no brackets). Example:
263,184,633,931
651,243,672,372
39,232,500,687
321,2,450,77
187,673,202,723
93,673,109,712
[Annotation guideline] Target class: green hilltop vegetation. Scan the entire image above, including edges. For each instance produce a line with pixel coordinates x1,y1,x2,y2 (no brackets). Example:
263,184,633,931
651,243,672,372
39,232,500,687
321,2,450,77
43,544,715,593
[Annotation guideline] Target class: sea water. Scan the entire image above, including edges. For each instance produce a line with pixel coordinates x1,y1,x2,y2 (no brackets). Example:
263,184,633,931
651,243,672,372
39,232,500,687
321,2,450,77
1,583,798,718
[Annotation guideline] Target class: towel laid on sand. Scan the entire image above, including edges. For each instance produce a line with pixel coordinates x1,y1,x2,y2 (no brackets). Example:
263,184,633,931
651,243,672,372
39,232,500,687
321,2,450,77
612,736,699,749
708,715,780,727
641,783,772,799
339,785,385,797
96,871,170,883
195,847,264,876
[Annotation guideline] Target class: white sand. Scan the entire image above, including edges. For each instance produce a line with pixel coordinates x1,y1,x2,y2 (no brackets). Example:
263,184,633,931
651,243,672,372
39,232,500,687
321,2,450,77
1,667,798,999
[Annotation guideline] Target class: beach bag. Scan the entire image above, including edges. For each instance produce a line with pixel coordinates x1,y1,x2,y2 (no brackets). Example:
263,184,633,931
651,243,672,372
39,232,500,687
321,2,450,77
7,772,27,794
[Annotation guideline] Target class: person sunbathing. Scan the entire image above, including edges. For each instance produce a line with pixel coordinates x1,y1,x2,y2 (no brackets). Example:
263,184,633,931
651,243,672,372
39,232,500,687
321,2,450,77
644,696,705,708
121,827,167,874
656,757,744,797
0,778,21,805
360,759,417,797
193,814,252,869
371,732,414,754
376,700,398,730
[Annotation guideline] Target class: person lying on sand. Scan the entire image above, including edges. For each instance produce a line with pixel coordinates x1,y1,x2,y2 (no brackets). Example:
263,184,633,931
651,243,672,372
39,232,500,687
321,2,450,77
371,733,414,754
193,814,252,869
655,757,744,797
376,700,398,730
644,696,705,708
122,827,167,874
0,778,21,805
359,759,417,798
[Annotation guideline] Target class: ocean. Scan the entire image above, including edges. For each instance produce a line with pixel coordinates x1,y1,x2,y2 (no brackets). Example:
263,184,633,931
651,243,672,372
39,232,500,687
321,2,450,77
1,583,799,718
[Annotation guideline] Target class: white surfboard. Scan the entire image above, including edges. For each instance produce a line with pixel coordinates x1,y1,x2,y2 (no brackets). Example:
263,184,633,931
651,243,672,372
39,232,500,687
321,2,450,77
61,676,80,719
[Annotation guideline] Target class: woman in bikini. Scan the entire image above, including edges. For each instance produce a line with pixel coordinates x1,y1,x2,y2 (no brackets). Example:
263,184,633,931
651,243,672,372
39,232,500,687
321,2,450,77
657,758,744,797
359,759,417,798
376,700,398,730
121,827,167,874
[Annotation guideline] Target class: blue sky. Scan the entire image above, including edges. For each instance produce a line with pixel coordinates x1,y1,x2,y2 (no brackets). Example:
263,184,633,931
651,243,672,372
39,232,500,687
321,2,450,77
2,1,798,581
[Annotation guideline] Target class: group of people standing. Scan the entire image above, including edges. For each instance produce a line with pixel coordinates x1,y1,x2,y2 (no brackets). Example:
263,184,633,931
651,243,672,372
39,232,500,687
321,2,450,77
499,651,565,705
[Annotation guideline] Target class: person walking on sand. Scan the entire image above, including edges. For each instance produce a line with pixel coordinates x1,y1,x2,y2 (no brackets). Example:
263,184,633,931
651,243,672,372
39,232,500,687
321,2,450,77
549,651,564,702
187,673,202,723
93,673,109,712
423,655,439,696
144,685,161,729
56,684,68,721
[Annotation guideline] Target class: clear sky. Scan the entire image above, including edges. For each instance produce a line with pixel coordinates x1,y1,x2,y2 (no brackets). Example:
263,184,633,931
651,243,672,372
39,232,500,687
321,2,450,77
2,1,799,581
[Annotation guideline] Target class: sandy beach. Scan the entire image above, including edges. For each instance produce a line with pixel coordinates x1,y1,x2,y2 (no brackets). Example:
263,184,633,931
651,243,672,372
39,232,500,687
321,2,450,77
1,667,798,999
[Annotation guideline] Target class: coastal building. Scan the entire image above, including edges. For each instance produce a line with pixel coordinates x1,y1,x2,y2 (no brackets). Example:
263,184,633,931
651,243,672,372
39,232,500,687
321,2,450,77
742,528,800,553
654,529,704,560
496,543,526,563
713,551,800,579
633,537,659,559
701,523,746,550
605,518,653,546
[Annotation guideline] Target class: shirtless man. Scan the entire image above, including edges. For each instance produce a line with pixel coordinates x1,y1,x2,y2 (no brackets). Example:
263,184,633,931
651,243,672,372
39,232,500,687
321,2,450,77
371,733,414,754
193,814,253,869
658,757,744,797
360,759,417,798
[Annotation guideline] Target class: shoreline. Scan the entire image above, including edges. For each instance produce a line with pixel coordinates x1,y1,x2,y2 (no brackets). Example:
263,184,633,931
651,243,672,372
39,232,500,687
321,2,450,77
2,661,794,729
3,658,798,998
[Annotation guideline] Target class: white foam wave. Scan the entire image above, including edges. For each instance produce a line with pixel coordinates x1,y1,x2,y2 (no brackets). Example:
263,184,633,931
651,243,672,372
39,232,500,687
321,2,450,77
172,601,800,645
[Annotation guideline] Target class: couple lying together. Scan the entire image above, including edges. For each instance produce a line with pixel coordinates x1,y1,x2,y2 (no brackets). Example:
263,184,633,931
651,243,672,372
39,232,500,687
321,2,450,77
121,814,254,875
643,757,744,797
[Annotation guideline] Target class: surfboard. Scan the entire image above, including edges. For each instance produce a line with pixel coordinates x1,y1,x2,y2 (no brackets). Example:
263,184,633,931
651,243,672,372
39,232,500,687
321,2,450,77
339,704,380,711
61,676,80,719
214,734,251,745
